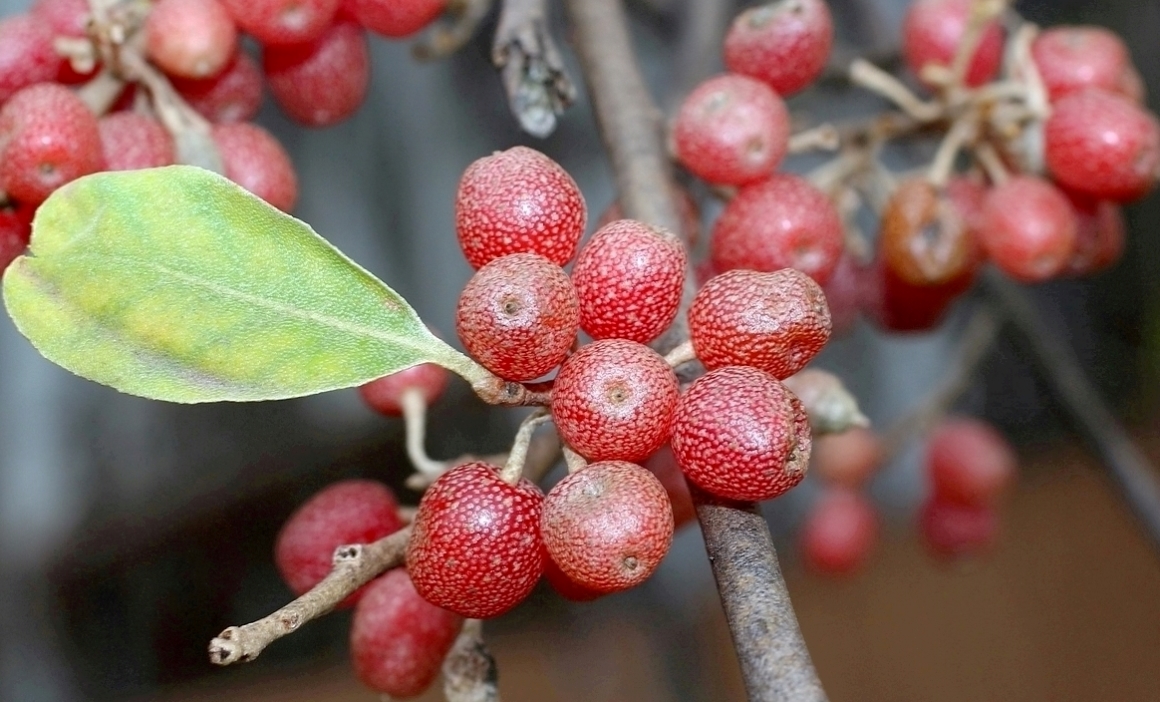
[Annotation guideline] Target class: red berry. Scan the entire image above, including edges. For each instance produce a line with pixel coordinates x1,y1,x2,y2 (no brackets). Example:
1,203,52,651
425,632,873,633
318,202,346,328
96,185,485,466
344,0,446,38
172,52,264,124
0,203,33,273
543,551,604,602
902,0,1004,89
0,15,59,104
978,176,1077,283
864,256,972,332
919,498,998,559
456,253,579,381
98,113,176,170
211,122,298,211
551,340,679,463
359,363,450,417
31,0,90,37
671,366,811,502
799,488,879,576
1064,190,1124,277
710,173,844,284
455,146,586,269
146,0,238,79
1031,26,1132,102
927,417,1016,506
542,461,673,594
643,444,697,530
819,254,863,336
263,19,369,127
350,569,463,698
571,219,687,344
218,0,339,46
1044,88,1160,203
723,0,834,96
689,268,831,380
673,74,790,186
406,462,544,619
274,479,405,607
879,177,980,286
0,83,104,206
811,427,883,489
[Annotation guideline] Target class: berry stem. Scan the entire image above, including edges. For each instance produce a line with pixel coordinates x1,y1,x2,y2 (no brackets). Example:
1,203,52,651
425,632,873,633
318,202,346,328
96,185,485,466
500,409,552,484
946,0,1009,91
927,111,978,187
491,0,577,138
848,58,943,122
400,386,449,481
788,124,841,154
663,339,696,369
562,444,587,474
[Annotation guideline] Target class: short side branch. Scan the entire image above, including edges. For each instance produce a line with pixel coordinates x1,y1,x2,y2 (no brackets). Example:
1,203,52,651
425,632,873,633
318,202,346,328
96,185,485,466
492,0,577,138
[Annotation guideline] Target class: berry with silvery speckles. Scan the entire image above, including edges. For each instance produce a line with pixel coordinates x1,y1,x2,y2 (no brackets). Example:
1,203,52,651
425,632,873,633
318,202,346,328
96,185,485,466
406,461,545,619
1031,26,1133,102
172,53,264,124
0,203,33,274
218,0,339,46
98,113,176,171
455,146,586,269
146,0,238,80
978,175,1077,283
211,121,299,211
345,0,447,38
263,19,369,127
902,0,1004,89
571,219,687,344
551,339,679,463
671,366,811,502
689,268,831,380
0,14,59,104
1063,190,1124,277
643,444,696,530
723,0,834,96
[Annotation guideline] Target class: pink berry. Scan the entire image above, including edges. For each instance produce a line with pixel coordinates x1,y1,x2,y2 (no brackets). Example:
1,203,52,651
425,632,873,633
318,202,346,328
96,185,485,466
274,479,405,607
723,0,834,96
218,0,339,46
919,498,998,559
671,366,811,502
542,461,673,594
350,569,462,698
31,0,90,37
344,0,446,38
1044,88,1160,203
673,74,790,186
212,121,298,211
0,15,59,104
710,173,844,284
571,219,687,344
1064,190,1124,277
456,253,579,381
811,427,883,489
146,0,238,79
978,176,1077,283
902,0,1004,89
689,268,831,380
455,146,586,269
1031,26,1133,102
98,113,176,170
643,444,697,530
927,417,1016,506
263,19,369,127
799,488,879,576
551,340,679,463
359,363,450,417
0,203,33,274
0,83,104,206
172,52,264,124
406,461,544,619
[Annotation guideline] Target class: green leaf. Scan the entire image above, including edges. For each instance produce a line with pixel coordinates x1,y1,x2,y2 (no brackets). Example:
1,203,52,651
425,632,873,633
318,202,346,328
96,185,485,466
2,166,479,403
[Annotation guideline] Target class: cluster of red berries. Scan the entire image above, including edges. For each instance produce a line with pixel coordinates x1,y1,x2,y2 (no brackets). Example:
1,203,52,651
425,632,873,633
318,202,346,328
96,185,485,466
0,0,449,271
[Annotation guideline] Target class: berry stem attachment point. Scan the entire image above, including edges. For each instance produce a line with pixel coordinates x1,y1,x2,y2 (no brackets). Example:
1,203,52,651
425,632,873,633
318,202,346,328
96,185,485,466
562,444,587,474
501,409,553,484
663,340,697,369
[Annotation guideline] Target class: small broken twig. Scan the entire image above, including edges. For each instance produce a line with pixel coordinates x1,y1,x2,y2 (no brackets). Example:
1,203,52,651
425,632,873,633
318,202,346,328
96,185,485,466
492,0,577,138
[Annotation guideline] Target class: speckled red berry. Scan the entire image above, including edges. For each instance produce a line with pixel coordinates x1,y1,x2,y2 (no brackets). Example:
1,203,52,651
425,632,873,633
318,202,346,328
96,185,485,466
98,113,175,170
571,219,687,344
1064,190,1124,277
551,340,679,463
350,569,463,698
212,121,298,211
902,0,1004,89
799,488,879,576
543,550,604,602
172,52,264,124
344,0,446,37
455,146,586,269
927,417,1016,506
218,0,339,46
0,15,60,104
0,203,33,274
263,19,369,127
671,366,811,502
146,0,238,79
710,173,844,284
978,176,1077,283
1031,26,1133,102
723,0,834,96
406,461,544,619
542,461,673,594
689,268,831,380
643,444,696,530
456,253,579,381
275,479,405,607
359,362,450,417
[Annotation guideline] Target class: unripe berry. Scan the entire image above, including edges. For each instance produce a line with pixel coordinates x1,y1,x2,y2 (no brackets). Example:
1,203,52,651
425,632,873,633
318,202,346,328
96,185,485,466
643,444,696,530
455,146,586,269
146,0,238,79
542,461,674,594
723,0,834,96
710,173,843,284
902,0,1004,89
172,52,264,124
344,0,447,38
98,113,176,170
1031,26,1132,102
456,253,579,381
811,427,883,489
551,340,679,463
359,363,450,417
1064,191,1124,277
0,203,33,274
0,15,59,104
879,177,980,286
799,488,879,576
274,479,405,607
0,83,104,206
689,268,831,380
263,19,369,127
211,122,298,211
919,498,997,559
1044,89,1160,203
218,0,339,46
671,366,811,502
673,74,790,186
978,176,1077,283
406,462,544,619
927,417,1016,506
350,569,463,699
571,219,686,344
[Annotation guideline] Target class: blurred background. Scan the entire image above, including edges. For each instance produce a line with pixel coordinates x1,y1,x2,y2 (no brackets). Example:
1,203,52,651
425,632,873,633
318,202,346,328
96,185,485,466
2,0,1159,700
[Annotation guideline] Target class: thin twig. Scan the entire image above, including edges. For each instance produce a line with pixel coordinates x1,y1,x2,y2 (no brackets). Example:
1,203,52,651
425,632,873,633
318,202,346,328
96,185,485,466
492,0,577,138
849,58,943,122
401,387,447,479
667,0,732,112
413,0,496,60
